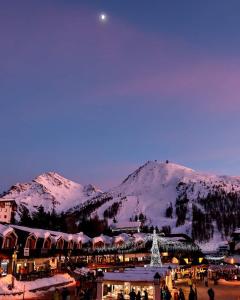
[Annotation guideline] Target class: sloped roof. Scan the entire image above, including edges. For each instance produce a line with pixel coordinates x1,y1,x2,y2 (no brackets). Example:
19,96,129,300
133,232,146,243
114,233,131,244
92,234,112,245
0,224,15,237
73,232,91,244
112,221,141,229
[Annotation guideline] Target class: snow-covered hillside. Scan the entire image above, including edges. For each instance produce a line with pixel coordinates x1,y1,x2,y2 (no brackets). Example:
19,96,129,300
83,161,240,246
2,161,240,248
1,172,102,213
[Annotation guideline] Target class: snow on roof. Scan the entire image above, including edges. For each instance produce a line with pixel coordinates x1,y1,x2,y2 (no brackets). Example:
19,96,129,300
234,228,240,234
11,225,52,239
0,273,73,296
74,267,92,276
114,233,131,244
133,232,146,243
92,234,112,245
112,221,141,229
0,198,16,202
209,264,238,271
11,225,74,241
73,232,91,244
165,236,187,242
235,242,240,251
104,266,170,282
0,224,14,237
62,234,73,242
224,255,240,264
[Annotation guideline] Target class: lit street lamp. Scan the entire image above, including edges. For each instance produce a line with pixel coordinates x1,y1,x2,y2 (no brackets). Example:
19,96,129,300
12,249,18,289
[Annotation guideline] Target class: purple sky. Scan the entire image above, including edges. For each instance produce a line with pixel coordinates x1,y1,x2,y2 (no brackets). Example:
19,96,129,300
1,0,240,192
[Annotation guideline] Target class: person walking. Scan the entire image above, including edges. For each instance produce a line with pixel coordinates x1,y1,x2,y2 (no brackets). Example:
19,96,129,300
79,289,85,300
143,290,148,300
165,286,172,300
75,277,81,296
188,277,193,288
188,287,195,300
129,289,137,300
194,285,197,300
204,276,208,287
207,288,215,300
61,287,70,300
136,291,141,300
52,288,61,300
178,288,185,300
118,291,125,300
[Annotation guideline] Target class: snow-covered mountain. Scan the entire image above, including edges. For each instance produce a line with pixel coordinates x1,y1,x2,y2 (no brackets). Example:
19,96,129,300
1,172,102,213
2,161,240,248
78,161,240,247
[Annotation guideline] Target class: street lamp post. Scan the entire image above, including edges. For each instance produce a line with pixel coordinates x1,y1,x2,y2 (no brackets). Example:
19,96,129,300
12,249,18,289
96,270,104,300
153,272,161,300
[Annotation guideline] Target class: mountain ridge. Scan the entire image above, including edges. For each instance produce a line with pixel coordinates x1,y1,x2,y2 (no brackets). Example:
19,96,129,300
1,171,102,213
2,161,240,249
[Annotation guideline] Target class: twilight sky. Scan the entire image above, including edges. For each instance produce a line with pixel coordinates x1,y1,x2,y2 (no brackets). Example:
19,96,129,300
1,0,240,192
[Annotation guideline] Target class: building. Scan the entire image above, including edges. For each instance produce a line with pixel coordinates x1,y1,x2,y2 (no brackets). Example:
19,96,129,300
111,221,141,233
0,223,203,279
230,228,240,253
0,198,17,224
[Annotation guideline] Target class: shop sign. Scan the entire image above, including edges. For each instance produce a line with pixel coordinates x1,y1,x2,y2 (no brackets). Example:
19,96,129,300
24,248,29,257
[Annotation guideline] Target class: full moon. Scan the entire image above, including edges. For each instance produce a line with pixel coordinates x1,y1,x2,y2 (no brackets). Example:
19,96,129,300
99,13,107,22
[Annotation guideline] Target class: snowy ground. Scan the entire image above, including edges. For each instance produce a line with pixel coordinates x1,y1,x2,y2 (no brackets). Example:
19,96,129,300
0,273,74,299
176,279,240,300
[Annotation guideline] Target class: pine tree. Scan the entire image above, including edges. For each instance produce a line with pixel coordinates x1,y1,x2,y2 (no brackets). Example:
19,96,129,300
18,205,33,226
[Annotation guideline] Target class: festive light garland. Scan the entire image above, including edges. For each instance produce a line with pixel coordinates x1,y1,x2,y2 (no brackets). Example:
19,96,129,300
80,232,199,254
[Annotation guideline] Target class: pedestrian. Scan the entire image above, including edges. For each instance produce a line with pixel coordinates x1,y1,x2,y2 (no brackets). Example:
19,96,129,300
84,288,91,300
162,288,167,300
178,288,185,300
136,291,141,300
129,289,137,300
52,288,61,300
165,286,172,300
172,288,179,300
61,287,70,300
79,289,85,300
194,285,197,300
188,287,195,300
118,291,125,300
188,277,193,288
75,277,81,296
204,276,208,287
207,288,215,300
143,290,148,300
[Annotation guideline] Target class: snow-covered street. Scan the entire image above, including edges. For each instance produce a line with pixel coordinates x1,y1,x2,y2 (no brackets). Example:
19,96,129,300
176,279,240,300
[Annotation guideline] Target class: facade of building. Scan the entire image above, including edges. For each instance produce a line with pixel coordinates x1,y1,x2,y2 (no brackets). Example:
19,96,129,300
0,198,17,224
0,223,203,279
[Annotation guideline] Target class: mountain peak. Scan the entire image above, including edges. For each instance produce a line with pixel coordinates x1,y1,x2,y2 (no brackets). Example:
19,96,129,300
121,160,195,186
34,171,73,185
3,172,101,214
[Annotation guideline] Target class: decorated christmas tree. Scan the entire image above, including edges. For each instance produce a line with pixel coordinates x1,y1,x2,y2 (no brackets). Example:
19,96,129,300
150,229,162,267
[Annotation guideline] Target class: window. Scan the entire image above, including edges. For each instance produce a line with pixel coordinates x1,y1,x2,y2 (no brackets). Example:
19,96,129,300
26,236,36,249
4,215,7,219
5,238,10,248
